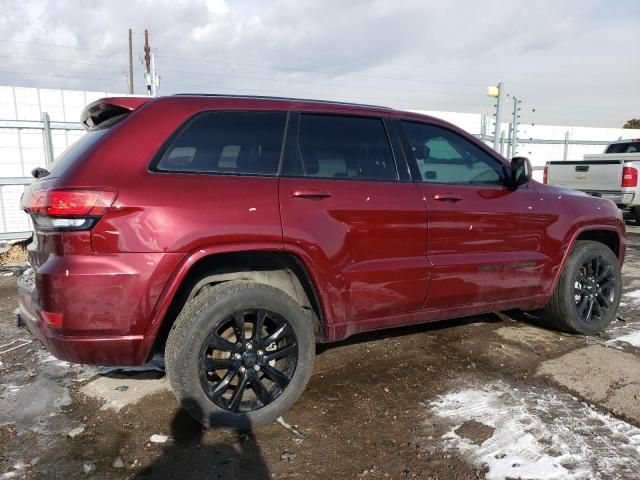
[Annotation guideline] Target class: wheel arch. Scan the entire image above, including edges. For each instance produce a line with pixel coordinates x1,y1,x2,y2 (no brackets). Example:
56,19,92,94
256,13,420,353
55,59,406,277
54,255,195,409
144,246,330,360
545,225,624,303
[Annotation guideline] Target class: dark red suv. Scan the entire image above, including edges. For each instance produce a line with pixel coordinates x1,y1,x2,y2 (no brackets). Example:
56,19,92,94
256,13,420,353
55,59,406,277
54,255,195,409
18,95,626,428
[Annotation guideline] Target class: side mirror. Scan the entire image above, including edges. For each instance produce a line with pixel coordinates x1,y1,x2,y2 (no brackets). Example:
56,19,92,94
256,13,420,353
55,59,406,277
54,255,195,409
510,156,532,188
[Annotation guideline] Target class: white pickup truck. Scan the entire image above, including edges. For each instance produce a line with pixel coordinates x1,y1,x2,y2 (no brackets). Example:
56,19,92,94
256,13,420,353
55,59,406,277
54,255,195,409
544,138,640,223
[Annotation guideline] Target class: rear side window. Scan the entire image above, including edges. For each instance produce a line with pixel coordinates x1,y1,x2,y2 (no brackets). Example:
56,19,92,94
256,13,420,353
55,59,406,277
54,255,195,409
297,114,396,181
605,141,640,153
401,121,506,185
155,111,287,175
48,129,110,178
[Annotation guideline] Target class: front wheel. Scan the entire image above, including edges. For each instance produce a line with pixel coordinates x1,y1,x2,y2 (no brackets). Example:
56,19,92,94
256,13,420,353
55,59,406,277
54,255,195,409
541,240,622,335
166,281,315,429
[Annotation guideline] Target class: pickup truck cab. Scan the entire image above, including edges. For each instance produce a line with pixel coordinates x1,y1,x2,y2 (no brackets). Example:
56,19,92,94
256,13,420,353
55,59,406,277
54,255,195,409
17,95,626,428
544,139,640,223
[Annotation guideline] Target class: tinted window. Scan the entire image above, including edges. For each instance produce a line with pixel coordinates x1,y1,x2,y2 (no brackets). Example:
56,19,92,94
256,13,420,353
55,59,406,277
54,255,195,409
297,114,396,181
48,129,110,178
156,111,286,175
401,121,506,185
605,141,640,154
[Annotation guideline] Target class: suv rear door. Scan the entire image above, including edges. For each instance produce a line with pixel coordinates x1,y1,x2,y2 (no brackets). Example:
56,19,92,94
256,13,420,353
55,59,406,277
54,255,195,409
279,112,429,324
398,120,547,308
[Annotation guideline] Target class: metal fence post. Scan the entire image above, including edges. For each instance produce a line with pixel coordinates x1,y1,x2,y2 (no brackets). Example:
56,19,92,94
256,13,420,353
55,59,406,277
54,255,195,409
563,131,569,161
42,112,54,167
499,130,506,156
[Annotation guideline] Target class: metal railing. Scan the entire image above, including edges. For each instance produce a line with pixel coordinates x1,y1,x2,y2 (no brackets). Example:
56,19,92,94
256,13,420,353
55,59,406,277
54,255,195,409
0,113,83,240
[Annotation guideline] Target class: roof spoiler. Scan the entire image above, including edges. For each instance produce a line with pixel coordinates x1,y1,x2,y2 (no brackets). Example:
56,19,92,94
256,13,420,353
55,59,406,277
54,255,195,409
80,97,150,130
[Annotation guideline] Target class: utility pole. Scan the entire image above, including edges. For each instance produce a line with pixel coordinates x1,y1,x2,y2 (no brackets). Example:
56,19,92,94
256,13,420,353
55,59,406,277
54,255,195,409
143,30,159,96
492,82,505,151
144,29,152,96
511,97,522,157
150,53,157,96
128,29,134,94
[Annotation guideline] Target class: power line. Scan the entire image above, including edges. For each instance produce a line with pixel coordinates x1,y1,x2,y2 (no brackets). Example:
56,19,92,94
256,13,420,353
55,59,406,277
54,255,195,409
2,39,120,55
0,54,126,70
0,69,124,85
155,53,489,88
159,67,484,98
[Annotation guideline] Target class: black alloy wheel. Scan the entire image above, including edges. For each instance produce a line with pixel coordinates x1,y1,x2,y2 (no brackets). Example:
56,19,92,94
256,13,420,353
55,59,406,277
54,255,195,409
199,308,298,413
573,254,616,324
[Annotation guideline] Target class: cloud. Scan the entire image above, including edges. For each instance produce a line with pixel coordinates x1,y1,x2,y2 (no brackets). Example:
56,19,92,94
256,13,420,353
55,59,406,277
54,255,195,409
0,0,637,127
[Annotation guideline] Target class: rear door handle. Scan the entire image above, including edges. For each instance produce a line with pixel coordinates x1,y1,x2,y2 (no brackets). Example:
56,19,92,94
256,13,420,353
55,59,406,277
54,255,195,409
291,189,332,199
432,194,463,202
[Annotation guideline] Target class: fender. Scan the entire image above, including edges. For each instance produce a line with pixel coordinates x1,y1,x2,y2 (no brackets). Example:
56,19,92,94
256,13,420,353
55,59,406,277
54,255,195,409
138,241,337,359
543,223,625,304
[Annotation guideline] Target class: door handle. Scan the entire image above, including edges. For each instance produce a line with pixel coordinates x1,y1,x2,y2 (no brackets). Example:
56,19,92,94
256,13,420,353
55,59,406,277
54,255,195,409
291,189,332,199
432,194,463,202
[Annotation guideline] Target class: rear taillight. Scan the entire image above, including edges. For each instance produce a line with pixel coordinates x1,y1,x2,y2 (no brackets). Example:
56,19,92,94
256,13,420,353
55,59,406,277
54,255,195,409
622,166,638,188
543,164,548,184
24,188,116,231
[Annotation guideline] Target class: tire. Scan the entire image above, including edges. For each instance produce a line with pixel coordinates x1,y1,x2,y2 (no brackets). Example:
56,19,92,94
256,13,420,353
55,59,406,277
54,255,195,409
541,240,621,335
165,281,315,429
633,206,640,225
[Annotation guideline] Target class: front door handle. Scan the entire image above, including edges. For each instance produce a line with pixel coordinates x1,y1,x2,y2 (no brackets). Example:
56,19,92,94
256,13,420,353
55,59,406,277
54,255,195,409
291,189,332,199
432,194,463,202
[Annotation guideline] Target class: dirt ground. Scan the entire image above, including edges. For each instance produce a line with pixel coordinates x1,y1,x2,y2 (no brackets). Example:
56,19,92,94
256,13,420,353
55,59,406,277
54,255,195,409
1,226,640,480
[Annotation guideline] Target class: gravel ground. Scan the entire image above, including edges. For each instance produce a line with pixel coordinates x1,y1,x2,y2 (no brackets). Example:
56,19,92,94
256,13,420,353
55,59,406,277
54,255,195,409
1,226,639,480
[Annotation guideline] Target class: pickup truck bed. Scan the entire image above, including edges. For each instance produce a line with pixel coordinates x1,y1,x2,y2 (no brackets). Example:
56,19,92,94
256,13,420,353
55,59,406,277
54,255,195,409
545,151,640,221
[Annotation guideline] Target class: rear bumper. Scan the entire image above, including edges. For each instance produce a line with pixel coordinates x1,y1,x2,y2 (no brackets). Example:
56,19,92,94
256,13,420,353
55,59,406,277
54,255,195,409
17,268,146,365
580,190,635,206
17,250,182,365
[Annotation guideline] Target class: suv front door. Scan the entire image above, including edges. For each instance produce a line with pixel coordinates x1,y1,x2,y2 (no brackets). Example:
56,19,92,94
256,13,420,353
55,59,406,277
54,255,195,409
399,120,548,309
279,112,429,325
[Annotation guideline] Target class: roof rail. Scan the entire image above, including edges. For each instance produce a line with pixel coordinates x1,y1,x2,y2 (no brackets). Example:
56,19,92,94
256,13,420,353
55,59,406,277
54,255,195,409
172,93,390,110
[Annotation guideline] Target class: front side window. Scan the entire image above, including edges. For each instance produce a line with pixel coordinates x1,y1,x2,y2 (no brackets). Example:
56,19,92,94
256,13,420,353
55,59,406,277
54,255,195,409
156,111,286,175
401,121,506,185
297,114,396,181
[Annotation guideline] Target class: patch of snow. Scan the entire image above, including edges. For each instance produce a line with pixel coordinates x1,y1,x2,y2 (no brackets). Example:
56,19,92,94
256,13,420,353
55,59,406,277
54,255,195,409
38,353,70,369
606,331,640,349
429,381,640,480
150,433,169,443
623,290,640,306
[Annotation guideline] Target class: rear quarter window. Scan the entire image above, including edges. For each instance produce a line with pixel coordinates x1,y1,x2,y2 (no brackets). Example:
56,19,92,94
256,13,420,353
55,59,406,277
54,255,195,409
47,129,110,178
153,111,287,176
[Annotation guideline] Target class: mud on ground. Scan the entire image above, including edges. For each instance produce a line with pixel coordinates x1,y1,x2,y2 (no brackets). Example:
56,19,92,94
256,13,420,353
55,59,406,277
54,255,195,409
1,231,639,480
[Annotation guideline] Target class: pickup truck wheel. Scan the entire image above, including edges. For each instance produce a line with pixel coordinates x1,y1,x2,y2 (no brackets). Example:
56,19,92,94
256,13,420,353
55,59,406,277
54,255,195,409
165,281,315,429
633,206,640,225
542,240,621,335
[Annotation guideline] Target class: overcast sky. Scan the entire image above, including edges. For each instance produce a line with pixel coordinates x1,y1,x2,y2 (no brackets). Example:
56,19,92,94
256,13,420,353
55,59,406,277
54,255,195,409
0,0,638,127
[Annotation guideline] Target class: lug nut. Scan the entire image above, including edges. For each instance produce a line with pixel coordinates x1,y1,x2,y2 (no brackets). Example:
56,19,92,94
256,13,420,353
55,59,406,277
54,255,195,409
246,344,253,350
257,350,264,356
254,365,261,371
235,353,242,360
239,366,246,373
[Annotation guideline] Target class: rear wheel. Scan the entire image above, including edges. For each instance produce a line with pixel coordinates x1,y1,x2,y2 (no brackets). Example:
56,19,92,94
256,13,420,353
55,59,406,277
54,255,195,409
541,240,621,335
633,206,640,225
166,281,315,429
